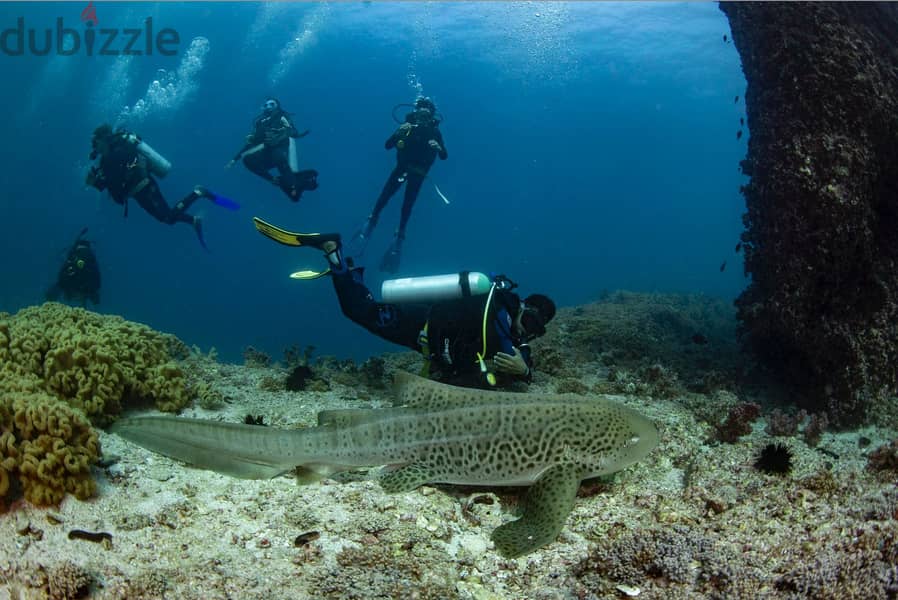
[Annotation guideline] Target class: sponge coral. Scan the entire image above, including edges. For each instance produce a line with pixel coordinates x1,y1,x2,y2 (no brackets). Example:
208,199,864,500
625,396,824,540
0,303,189,507
0,303,189,423
1,390,99,506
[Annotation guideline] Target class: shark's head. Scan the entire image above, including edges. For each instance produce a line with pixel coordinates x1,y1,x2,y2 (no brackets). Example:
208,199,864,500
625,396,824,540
578,403,660,478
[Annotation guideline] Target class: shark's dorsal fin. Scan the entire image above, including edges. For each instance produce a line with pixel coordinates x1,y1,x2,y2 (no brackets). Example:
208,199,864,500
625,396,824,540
392,371,508,409
391,371,585,410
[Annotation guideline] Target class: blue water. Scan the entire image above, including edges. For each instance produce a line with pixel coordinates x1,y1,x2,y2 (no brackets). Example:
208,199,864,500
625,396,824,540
0,2,747,363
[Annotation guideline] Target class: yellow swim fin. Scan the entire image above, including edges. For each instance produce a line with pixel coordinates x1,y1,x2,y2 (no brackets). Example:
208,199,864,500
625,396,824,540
253,217,340,249
289,269,331,280
253,217,308,247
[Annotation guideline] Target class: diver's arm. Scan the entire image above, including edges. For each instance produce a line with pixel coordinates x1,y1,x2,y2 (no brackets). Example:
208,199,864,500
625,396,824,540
282,116,301,138
434,129,448,160
233,119,266,158
493,346,533,382
518,344,534,381
385,131,400,150
234,127,261,159
86,166,106,191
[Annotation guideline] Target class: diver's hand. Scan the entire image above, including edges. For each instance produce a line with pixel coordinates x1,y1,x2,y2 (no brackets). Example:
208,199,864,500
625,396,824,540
493,347,529,377
428,139,443,152
399,122,413,131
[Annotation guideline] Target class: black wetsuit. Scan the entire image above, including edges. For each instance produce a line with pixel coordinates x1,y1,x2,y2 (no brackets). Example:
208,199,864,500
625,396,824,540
331,269,532,388
371,111,448,237
46,239,101,307
235,109,319,202
89,133,200,226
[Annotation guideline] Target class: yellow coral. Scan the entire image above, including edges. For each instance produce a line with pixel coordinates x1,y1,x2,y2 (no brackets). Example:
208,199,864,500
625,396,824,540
1,391,99,506
0,464,9,498
0,303,189,423
0,303,190,507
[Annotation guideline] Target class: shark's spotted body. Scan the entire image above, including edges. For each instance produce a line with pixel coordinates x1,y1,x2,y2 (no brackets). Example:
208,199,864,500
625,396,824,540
113,372,658,557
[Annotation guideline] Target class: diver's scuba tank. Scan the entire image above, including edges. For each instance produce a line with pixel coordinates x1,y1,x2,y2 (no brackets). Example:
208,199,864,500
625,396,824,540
288,137,299,173
381,272,492,304
124,133,172,178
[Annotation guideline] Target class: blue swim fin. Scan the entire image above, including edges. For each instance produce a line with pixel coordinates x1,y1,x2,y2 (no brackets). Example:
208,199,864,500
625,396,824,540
209,194,240,211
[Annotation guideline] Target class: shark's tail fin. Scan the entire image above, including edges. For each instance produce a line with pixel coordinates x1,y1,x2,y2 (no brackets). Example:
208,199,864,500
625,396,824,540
111,416,303,479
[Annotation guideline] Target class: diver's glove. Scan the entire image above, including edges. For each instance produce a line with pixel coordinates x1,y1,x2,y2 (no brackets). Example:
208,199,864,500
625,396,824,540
493,347,530,377
428,139,443,152
398,122,413,132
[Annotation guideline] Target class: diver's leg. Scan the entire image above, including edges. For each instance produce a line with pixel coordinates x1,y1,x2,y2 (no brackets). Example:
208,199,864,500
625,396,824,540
370,166,404,224
171,187,208,223
133,180,188,225
397,172,425,239
329,255,428,349
379,172,423,273
242,148,275,182
349,166,404,255
271,146,297,199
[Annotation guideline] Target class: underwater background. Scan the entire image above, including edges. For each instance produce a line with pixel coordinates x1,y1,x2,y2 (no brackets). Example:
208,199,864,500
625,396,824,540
0,2,747,362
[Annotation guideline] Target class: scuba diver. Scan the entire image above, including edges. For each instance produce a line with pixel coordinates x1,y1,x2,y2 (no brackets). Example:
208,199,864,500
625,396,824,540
86,124,238,249
226,98,320,203
348,96,449,274
46,227,101,307
253,218,556,389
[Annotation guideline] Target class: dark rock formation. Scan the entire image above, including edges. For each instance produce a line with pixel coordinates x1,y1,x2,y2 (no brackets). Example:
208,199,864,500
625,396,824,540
720,2,898,426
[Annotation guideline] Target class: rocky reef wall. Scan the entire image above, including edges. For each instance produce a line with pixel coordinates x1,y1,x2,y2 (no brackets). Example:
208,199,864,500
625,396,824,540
720,2,898,426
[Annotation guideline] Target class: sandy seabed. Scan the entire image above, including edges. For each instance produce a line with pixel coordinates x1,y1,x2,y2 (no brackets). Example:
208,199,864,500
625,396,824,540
1,357,896,600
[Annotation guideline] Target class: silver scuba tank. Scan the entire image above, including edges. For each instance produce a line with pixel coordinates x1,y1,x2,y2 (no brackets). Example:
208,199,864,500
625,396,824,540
126,133,172,178
288,137,299,173
381,272,492,304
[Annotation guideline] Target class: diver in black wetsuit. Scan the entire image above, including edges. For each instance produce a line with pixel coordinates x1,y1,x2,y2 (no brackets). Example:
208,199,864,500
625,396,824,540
46,227,101,307
227,98,319,202
254,223,556,389
349,96,448,274
86,124,220,248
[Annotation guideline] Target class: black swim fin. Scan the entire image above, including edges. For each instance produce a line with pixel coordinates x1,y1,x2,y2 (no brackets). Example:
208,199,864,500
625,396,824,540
347,216,376,257
379,235,403,274
193,216,208,250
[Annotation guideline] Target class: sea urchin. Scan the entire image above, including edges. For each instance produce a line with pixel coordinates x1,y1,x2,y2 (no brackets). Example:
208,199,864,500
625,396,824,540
755,443,793,475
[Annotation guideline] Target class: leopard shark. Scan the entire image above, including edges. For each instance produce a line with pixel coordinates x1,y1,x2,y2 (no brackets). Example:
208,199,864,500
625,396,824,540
112,372,658,557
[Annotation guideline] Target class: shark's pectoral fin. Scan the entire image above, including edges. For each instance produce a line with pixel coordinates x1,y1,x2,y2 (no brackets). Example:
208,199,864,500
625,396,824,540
294,463,358,484
491,463,582,558
378,462,435,493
